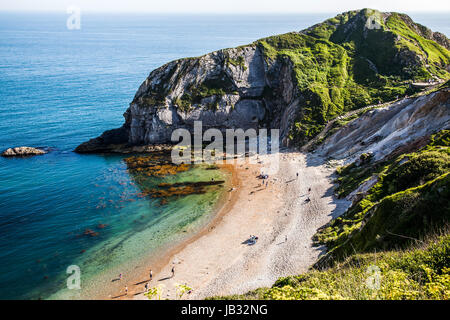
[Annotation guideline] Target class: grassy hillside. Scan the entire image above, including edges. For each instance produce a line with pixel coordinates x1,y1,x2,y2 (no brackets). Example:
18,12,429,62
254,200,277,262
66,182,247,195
314,130,450,264
257,9,450,145
210,232,450,300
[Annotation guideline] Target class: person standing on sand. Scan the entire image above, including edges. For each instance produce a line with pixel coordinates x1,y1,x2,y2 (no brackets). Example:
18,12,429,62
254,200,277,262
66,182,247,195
119,273,122,281
125,285,128,295
150,269,153,281
144,283,149,293
171,266,175,277
296,172,299,179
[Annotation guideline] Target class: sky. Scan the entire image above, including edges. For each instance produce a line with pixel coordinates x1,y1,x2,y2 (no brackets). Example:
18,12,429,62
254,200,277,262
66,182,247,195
1,0,449,13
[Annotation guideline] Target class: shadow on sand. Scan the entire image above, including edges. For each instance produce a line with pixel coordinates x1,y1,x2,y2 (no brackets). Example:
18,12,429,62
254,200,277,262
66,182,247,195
158,275,174,281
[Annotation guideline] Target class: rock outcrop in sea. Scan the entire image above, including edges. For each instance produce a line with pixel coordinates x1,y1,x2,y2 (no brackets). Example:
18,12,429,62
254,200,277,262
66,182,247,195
1,147,47,157
76,9,450,153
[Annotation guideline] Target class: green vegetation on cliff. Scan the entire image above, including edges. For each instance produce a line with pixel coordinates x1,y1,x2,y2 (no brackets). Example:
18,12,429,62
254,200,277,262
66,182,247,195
314,130,450,263
175,72,237,112
210,233,450,300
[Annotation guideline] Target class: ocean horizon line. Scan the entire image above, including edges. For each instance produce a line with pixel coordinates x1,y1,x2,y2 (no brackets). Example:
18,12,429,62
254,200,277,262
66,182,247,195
1,9,450,15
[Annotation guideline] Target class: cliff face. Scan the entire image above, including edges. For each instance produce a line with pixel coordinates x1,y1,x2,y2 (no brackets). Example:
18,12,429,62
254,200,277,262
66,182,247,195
126,46,272,144
75,9,450,153
316,88,450,162
76,45,299,152
124,44,299,145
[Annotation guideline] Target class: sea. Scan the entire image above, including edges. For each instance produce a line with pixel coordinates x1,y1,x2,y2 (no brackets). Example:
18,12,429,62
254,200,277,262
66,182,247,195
0,11,448,299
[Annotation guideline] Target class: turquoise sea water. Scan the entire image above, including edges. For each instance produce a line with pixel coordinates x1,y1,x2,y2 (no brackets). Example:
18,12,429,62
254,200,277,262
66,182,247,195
0,12,448,300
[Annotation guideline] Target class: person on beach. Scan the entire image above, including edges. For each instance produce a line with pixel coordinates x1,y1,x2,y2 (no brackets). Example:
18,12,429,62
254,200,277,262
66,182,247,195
149,269,153,281
171,266,175,277
296,172,299,179
308,187,311,192
285,235,288,242
119,273,122,281
144,283,149,293
125,285,128,295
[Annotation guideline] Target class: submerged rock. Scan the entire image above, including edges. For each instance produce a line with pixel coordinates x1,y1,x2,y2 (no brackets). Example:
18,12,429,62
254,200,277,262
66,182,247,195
158,180,225,188
143,180,225,199
1,147,46,157
83,229,99,237
124,155,190,176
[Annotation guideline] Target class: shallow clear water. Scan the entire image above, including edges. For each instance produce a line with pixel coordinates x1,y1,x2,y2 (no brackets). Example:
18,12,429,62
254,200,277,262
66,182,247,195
0,12,448,300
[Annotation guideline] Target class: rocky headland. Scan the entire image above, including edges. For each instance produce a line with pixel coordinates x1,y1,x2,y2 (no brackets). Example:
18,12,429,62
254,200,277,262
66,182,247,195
76,8,450,153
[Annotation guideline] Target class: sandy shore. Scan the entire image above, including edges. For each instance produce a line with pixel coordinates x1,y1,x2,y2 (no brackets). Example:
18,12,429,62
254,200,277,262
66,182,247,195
108,151,351,300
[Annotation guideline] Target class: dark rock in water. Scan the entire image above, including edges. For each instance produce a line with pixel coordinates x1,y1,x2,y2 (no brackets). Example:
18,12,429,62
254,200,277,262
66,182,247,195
75,124,173,154
124,156,190,176
1,146,46,157
158,180,225,188
74,126,128,153
83,229,99,237
143,180,225,199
